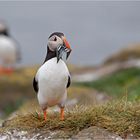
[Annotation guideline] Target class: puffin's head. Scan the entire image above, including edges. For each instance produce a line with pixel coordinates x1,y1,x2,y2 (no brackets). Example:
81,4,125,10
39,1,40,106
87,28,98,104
0,22,9,36
47,32,72,62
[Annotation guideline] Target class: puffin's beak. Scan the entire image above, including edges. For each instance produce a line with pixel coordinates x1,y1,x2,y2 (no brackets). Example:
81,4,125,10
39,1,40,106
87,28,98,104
56,37,72,63
63,37,72,59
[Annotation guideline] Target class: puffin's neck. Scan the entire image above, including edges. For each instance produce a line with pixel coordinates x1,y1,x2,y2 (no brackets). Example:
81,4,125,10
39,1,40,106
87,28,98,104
43,46,56,63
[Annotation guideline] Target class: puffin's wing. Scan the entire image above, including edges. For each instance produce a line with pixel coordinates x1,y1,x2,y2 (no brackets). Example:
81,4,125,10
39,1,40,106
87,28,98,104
67,75,71,88
33,76,38,93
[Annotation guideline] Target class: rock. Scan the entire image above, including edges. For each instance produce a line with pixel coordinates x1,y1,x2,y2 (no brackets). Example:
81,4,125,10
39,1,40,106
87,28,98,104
0,130,28,140
0,129,71,140
126,133,137,139
0,127,125,140
72,60,140,82
72,126,123,140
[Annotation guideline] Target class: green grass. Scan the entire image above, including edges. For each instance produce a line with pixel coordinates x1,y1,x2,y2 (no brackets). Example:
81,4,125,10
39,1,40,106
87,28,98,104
1,99,140,138
77,68,140,100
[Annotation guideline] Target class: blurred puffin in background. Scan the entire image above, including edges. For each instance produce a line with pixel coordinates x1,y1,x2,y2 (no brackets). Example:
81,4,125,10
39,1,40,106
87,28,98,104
33,32,72,120
0,21,20,74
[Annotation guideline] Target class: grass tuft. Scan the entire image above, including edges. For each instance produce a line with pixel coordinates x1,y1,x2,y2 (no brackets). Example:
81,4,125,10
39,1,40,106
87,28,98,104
1,99,140,138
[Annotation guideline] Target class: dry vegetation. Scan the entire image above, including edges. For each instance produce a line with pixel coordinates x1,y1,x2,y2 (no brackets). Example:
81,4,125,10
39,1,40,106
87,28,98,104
1,98,140,138
104,44,140,64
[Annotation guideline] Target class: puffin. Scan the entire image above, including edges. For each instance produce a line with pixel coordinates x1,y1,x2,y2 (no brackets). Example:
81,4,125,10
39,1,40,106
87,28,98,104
33,32,72,120
0,22,20,74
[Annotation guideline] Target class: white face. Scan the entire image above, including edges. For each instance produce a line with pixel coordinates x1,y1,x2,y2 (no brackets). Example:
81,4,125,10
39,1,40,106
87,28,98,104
48,35,63,51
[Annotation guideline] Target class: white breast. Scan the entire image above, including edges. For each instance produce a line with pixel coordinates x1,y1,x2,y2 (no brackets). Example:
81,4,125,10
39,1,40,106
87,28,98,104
0,35,17,64
36,57,70,107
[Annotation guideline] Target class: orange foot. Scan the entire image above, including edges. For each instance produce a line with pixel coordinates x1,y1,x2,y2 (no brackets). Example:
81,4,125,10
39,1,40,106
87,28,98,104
3,68,13,74
60,108,64,121
0,67,14,75
43,110,47,121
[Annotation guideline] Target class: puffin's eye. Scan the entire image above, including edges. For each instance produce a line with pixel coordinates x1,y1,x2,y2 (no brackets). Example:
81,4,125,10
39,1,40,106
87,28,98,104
54,37,57,41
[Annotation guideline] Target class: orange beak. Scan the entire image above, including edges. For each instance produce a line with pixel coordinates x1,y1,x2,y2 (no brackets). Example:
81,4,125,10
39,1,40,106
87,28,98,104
62,37,71,50
56,36,72,63
62,36,72,59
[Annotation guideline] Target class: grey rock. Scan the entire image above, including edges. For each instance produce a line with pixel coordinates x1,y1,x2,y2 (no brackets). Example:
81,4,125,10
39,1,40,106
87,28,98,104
72,126,123,140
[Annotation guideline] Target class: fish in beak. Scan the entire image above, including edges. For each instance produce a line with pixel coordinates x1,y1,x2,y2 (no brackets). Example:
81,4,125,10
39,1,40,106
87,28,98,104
56,37,72,63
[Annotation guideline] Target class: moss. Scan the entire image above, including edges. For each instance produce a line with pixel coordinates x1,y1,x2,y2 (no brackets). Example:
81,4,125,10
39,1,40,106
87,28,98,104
1,99,140,138
77,68,140,100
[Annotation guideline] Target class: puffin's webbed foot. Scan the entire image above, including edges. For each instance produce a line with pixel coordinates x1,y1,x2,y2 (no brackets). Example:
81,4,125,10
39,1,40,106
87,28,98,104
60,107,64,121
